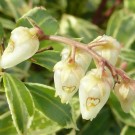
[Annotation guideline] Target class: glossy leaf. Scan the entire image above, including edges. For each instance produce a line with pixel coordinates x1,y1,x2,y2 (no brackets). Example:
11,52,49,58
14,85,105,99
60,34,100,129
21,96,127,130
106,10,135,48
6,61,32,81
124,0,135,13
28,111,61,135
0,0,30,20
77,107,120,135
120,49,135,63
0,0,13,17
6,0,30,19
0,112,17,135
17,7,59,35
59,14,102,43
0,23,4,39
106,10,123,36
3,73,34,135
0,23,4,53
39,40,64,51
109,92,135,127
121,126,135,135
0,81,5,93
31,50,61,71
130,100,135,113
26,83,76,128
0,17,15,30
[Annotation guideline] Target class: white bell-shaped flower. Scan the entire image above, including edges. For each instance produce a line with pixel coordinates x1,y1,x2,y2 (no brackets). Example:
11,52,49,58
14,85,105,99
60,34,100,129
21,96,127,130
114,81,135,113
90,35,121,65
79,68,113,120
1,26,39,69
54,60,85,104
61,47,91,71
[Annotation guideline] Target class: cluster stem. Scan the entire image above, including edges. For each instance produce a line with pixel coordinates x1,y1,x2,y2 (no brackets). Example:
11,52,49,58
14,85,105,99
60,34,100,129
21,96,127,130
38,30,131,83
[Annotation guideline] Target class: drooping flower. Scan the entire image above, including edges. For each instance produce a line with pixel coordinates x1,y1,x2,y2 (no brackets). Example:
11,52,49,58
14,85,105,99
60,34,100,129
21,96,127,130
114,80,135,113
90,35,121,65
61,47,92,71
54,60,85,104
79,68,113,120
1,26,39,69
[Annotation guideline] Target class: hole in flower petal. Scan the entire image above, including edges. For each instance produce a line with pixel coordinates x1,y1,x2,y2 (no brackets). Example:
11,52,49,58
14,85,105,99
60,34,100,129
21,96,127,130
62,86,76,93
86,97,100,110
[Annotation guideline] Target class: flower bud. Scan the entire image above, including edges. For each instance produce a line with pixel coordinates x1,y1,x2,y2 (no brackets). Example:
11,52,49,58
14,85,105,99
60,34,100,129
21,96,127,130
114,81,135,113
90,35,121,65
61,47,91,71
79,68,113,120
1,26,39,69
54,60,85,103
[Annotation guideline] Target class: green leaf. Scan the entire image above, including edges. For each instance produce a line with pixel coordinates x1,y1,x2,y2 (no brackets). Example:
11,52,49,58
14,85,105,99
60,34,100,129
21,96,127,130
120,49,135,63
0,77,4,93
0,17,15,30
0,0,14,17
77,106,120,135
59,14,102,43
39,40,64,51
26,70,53,85
17,7,59,35
3,73,34,135
109,92,135,127
26,83,76,128
124,0,135,13
106,10,123,36
0,112,17,135
130,102,135,118
70,96,80,121
0,0,30,20
6,61,31,81
121,126,135,135
0,23,4,49
32,50,61,71
5,0,30,20
106,10,135,48
0,23,4,39
29,111,61,135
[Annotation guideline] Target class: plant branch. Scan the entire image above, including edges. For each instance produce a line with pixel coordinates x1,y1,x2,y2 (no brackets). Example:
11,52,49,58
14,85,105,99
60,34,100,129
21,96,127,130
39,33,131,82
88,40,107,49
41,35,102,61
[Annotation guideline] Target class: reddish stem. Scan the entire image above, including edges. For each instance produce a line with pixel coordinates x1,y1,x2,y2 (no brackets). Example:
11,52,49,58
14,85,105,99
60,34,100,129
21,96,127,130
37,28,131,83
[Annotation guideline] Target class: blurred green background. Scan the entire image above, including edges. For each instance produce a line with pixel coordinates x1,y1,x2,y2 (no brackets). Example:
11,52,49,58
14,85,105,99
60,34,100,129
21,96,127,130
1,0,135,135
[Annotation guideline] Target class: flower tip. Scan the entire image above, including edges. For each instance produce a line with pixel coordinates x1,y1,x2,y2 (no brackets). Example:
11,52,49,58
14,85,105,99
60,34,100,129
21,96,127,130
81,114,90,120
61,98,66,104
81,113,95,121
60,95,70,104
121,104,132,113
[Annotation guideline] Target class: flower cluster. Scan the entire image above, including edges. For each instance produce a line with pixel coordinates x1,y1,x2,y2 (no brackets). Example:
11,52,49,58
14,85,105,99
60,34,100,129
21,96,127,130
54,35,135,120
1,26,135,121
54,48,91,104
0,26,39,69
